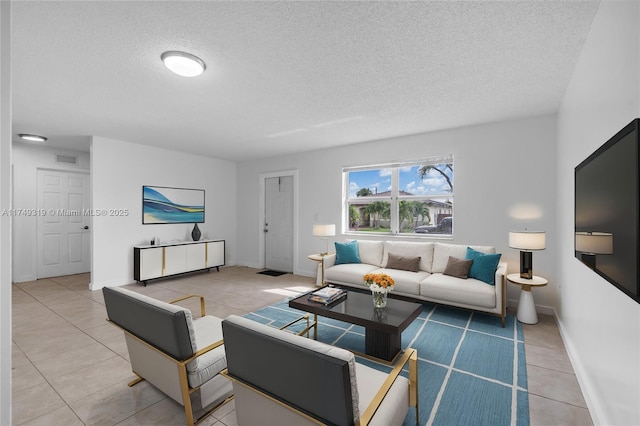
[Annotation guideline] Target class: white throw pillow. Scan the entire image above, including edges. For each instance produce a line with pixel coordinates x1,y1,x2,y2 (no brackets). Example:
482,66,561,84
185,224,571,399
355,240,384,267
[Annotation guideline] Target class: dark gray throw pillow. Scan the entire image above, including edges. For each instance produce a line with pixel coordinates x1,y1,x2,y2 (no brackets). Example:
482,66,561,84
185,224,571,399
443,256,473,279
386,253,421,272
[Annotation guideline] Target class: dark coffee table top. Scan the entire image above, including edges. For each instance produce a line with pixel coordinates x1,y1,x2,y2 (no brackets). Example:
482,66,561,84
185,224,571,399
289,288,422,334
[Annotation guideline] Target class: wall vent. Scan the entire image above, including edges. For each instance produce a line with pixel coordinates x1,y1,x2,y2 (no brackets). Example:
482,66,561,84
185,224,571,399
56,154,77,165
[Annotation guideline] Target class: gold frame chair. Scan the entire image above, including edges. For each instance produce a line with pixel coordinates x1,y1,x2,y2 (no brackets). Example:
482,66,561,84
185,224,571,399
105,291,233,426
220,314,419,426
223,347,418,425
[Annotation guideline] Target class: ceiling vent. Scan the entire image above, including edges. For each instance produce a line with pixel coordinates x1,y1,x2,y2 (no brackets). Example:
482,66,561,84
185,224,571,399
56,154,77,165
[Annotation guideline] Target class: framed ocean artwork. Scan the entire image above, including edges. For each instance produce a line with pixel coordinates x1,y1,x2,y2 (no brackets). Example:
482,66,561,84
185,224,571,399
143,186,205,224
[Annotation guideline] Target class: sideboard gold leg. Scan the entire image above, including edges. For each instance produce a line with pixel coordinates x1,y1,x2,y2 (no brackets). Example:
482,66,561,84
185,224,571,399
128,375,144,387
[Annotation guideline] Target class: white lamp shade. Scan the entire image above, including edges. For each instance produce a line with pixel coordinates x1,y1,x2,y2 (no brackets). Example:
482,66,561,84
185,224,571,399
509,231,546,250
576,232,613,254
312,224,335,237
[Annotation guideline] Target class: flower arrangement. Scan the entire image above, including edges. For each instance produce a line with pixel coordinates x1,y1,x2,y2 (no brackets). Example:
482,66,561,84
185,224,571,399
364,273,395,308
363,273,395,293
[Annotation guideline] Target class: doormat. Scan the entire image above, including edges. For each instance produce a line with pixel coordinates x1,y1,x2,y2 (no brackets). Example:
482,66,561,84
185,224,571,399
246,297,528,426
257,270,288,277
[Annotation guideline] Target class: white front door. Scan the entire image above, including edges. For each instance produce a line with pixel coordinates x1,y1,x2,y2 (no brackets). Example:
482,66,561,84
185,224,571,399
264,176,293,272
37,169,91,278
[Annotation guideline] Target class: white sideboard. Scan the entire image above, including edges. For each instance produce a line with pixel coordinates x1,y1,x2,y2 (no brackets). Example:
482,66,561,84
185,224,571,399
134,240,225,285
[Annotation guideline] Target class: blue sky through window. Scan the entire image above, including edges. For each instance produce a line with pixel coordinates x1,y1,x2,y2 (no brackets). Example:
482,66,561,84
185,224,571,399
348,169,391,197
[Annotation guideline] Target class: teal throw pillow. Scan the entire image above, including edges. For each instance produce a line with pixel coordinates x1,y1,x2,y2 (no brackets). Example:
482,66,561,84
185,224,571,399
465,247,501,285
335,241,361,265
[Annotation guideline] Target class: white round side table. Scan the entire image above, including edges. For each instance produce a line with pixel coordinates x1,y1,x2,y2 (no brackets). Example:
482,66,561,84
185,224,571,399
507,273,548,324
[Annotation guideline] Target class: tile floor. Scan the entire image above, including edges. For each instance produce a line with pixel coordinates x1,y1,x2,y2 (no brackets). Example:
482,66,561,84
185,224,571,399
12,267,592,425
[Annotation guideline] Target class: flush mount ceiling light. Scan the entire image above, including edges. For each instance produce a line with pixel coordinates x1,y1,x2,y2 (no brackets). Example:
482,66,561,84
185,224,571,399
19,133,47,142
161,51,206,77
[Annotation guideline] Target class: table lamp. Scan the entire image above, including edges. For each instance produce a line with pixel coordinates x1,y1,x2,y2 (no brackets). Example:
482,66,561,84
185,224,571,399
575,232,613,269
509,231,546,279
313,224,335,255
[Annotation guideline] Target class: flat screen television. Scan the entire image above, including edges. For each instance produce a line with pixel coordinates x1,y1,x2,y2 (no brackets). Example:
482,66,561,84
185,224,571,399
575,118,639,303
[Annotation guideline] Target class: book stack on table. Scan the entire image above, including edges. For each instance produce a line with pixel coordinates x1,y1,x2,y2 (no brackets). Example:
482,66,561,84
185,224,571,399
307,287,347,305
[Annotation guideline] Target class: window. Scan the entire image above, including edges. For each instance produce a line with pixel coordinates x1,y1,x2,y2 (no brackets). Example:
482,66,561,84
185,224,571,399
344,156,453,236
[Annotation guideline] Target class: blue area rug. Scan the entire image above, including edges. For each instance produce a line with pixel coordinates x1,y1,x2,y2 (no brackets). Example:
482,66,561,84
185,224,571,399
245,297,529,426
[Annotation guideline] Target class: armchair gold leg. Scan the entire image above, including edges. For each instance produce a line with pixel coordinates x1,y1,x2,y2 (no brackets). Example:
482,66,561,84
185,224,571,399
178,365,195,426
194,395,234,425
409,350,419,425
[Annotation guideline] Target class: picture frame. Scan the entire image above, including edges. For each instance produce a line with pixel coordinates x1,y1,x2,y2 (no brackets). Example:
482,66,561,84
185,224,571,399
142,185,205,224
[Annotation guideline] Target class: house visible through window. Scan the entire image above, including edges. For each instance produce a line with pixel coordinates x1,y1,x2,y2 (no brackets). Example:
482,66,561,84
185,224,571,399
344,155,453,236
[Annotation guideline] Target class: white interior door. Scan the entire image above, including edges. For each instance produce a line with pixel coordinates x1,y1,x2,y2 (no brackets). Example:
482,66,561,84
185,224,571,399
264,176,293,272
37,169,90,278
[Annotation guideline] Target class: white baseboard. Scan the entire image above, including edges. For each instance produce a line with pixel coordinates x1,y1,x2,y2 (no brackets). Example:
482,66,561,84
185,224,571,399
12,273,36,283
507,302,602,423
293,268,314,278
554,313,603,425
237,261,315,279
235,261,261,269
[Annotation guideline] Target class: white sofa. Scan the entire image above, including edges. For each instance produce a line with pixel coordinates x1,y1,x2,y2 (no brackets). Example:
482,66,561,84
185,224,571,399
324,240,506,326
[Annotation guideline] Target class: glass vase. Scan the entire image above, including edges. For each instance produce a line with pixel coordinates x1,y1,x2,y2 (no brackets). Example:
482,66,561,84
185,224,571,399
372,290,387,308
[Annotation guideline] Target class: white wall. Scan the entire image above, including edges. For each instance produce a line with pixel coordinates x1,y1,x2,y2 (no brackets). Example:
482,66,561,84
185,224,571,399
0,1,11,423
557,1,640,425
91,137,237,289
11,143,90,282
236,114,558,309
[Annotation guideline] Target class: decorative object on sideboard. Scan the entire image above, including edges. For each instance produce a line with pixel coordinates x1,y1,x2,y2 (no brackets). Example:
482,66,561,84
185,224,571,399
509,230,546,279
191,223,201,241
575,232,613,269
312,224,335,256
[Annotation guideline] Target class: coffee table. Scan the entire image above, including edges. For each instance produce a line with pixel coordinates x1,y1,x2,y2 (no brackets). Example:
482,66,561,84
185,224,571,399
289,289,422,362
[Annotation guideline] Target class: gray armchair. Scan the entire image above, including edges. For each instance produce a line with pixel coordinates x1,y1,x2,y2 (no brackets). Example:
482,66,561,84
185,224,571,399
221,314,418,426
102,286,233,425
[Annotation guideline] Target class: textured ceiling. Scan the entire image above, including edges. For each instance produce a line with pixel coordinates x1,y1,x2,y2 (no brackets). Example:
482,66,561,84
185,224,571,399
11,1,600,161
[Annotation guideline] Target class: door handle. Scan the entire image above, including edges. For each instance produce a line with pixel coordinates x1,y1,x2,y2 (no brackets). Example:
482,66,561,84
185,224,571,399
83,226,89,230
